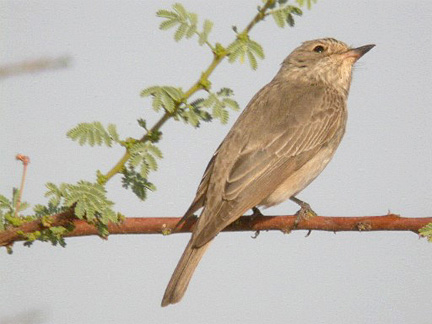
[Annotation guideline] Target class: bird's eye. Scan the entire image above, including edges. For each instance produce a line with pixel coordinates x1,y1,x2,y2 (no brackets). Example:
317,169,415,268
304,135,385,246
313,45,325,53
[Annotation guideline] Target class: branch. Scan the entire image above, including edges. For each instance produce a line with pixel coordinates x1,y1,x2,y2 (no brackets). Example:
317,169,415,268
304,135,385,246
1,213,431,247
0,57,70,79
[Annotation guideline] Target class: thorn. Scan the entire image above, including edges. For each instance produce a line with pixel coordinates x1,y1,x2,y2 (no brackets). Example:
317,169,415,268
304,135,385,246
305,230,312,237
251,230,260,239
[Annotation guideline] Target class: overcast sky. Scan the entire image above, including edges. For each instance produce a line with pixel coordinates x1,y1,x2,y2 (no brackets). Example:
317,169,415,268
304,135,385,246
2,1,432,323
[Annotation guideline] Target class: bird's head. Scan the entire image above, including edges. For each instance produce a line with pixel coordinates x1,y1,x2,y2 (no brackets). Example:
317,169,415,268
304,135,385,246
279,38,375,95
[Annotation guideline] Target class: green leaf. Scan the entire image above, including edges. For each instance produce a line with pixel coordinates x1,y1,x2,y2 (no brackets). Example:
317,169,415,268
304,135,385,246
199,19,213,45
197,88,239,125
156,9,178,19
222,98,240,111
147,144,163,158
186,24,196,38
190,98,205,108
140,86,160,97
107,124,119,142
0,194,11,210
137,119,147,130
157,3,215,47
217,88,234,97
295,0,317,10
129,153,144,168
63,181,115,226
67,122,119,147
129,142,163,175
247,51,258,70
44,182,66,207
286,13,295,27
248,40,264,59
140,162,149,178
186,12,198,39
163,86,183,101
289,6,303,16
202,93,217,107
173,3,187,19
159,19,179,31
228,36,264,70
227,40,245,63
145,154,158,171
160,91,175,112
188,12,198,25
272,9,285,28
183,109,200,127
141,86,183,113
152,93,163,111
269,4,303,29
419,223,432,242
121,167,157,201
174,22,188,41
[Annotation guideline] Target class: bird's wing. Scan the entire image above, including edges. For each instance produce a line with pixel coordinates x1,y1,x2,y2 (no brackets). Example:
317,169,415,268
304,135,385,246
191,81,345,247
179,148,219,223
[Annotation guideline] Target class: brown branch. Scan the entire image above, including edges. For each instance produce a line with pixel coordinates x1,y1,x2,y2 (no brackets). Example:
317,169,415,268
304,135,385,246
0,57,70,79
1,212,431,247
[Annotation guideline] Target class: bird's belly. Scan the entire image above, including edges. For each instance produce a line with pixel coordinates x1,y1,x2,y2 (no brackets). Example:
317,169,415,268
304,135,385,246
259,144,338,207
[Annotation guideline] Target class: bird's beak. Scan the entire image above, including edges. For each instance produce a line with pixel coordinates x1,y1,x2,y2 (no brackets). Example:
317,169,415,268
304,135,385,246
343,44,375,61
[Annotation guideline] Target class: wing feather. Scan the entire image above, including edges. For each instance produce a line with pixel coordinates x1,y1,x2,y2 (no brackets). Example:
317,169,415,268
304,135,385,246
187,81,345,247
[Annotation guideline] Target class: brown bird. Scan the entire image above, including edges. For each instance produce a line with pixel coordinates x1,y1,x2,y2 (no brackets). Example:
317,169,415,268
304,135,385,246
162,38,374,306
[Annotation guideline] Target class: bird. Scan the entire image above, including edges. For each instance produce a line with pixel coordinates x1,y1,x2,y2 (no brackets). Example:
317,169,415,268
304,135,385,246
161,38,375,306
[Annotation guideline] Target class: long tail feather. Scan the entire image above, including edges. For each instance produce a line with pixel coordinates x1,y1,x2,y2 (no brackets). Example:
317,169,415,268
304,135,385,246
161,239,212,307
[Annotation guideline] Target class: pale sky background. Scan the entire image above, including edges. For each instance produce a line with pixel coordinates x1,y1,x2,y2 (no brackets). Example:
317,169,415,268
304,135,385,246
1,1,432,323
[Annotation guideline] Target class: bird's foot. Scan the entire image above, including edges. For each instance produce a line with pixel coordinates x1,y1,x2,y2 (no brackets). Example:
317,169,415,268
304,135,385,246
290,197,317,229
251,207,263,239
252,206,264,218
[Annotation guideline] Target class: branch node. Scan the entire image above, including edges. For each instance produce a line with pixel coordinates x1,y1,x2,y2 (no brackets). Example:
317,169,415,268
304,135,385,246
356,222,372,231
161,224,172,236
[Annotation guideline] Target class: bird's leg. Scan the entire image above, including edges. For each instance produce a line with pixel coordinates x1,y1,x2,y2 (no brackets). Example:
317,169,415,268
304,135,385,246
250,207,263,239
252,206,264,217
290,196,317,228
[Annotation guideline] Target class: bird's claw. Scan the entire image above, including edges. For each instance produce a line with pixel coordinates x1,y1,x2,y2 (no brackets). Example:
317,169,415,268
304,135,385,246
252,206,264,218
293,201,317,229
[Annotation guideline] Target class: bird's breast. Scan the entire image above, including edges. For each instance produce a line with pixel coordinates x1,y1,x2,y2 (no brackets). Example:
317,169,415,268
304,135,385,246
259,126,346,207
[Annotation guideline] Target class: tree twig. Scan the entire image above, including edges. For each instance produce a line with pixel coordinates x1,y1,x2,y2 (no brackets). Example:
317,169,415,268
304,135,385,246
0,57,70,79
1,213,431,247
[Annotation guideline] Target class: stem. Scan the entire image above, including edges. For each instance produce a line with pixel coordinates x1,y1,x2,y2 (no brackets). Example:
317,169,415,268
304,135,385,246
242,0,276,35
15,155,30,217
193,30,215,52
2,213,431,247
103,151,131,181
101,1,276,183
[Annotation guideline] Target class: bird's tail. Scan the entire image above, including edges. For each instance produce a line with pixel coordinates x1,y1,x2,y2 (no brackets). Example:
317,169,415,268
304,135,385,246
161,238,212,307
